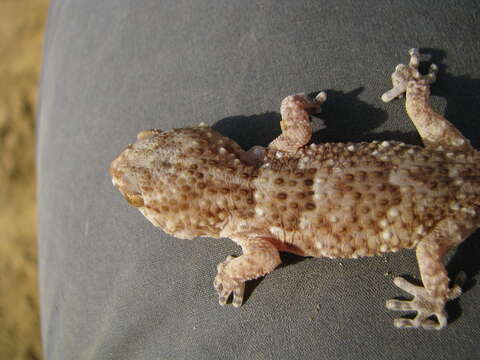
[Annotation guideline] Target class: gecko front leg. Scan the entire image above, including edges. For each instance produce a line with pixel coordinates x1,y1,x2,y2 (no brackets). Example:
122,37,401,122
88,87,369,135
240,91,327,165
214,236,281,307
268,92,327,153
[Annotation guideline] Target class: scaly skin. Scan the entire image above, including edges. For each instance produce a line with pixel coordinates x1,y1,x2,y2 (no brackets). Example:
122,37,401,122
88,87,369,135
110,49,479,329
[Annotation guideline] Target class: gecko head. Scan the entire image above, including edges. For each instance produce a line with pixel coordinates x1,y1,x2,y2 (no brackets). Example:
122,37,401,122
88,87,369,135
109,129,165,209
110,125,249,239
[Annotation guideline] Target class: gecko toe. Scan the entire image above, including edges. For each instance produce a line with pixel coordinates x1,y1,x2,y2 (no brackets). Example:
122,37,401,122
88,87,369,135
386,299,415,311
393,318,417,329
214,279,245,307
232,283,245,308
315,91,327,103
393,276,421,294
421,319,442,330
455,271,467,286
218,295,228,306
214,280,223,292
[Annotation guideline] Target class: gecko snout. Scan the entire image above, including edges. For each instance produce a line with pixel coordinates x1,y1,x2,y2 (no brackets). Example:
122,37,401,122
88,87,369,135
110,150,145,208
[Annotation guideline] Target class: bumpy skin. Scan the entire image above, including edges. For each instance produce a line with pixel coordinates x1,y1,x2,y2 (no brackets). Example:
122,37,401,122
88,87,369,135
110,49,479,330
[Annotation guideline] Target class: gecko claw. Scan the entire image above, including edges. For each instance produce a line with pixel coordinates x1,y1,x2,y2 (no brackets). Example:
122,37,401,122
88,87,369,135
314,91,327,105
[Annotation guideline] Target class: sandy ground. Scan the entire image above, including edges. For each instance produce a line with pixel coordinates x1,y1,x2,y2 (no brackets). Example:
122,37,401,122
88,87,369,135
0,0,49,359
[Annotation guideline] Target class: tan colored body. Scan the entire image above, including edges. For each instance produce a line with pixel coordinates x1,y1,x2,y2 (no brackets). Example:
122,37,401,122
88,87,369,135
110,49,478,329
254,143,479,259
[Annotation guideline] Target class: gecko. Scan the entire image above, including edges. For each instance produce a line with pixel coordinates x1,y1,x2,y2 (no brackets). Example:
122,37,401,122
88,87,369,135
110,49,479,330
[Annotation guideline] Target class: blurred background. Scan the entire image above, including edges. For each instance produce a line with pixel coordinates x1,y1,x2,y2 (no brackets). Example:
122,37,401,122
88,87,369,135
0,0,49,359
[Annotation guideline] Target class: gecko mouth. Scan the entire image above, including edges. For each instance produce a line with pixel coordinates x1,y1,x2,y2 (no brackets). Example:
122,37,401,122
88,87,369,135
110,160,144,208
114,179,144,208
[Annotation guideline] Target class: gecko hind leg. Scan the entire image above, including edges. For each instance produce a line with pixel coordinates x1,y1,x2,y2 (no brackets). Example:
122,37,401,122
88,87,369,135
268,92,327,153
382,48,472,151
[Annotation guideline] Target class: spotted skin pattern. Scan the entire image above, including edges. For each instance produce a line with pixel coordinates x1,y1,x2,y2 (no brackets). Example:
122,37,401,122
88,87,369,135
110,49,479,330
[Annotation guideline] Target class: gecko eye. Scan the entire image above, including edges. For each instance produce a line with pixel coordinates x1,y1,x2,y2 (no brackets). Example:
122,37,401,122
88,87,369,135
137,129,162,140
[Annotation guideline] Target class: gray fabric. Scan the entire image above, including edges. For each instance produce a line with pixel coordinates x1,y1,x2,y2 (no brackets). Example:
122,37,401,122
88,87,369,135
37,1,480,359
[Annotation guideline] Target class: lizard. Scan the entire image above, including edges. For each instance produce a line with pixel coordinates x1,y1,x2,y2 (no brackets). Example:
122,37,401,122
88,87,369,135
110,49,479,330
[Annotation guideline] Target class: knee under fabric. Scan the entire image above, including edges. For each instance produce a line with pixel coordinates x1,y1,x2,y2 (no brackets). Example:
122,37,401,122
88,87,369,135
38,1,480,359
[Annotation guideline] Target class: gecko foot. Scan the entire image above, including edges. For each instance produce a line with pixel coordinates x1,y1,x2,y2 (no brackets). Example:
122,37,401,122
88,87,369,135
213,255,246,307
386,272,465,330
381,48,438,102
